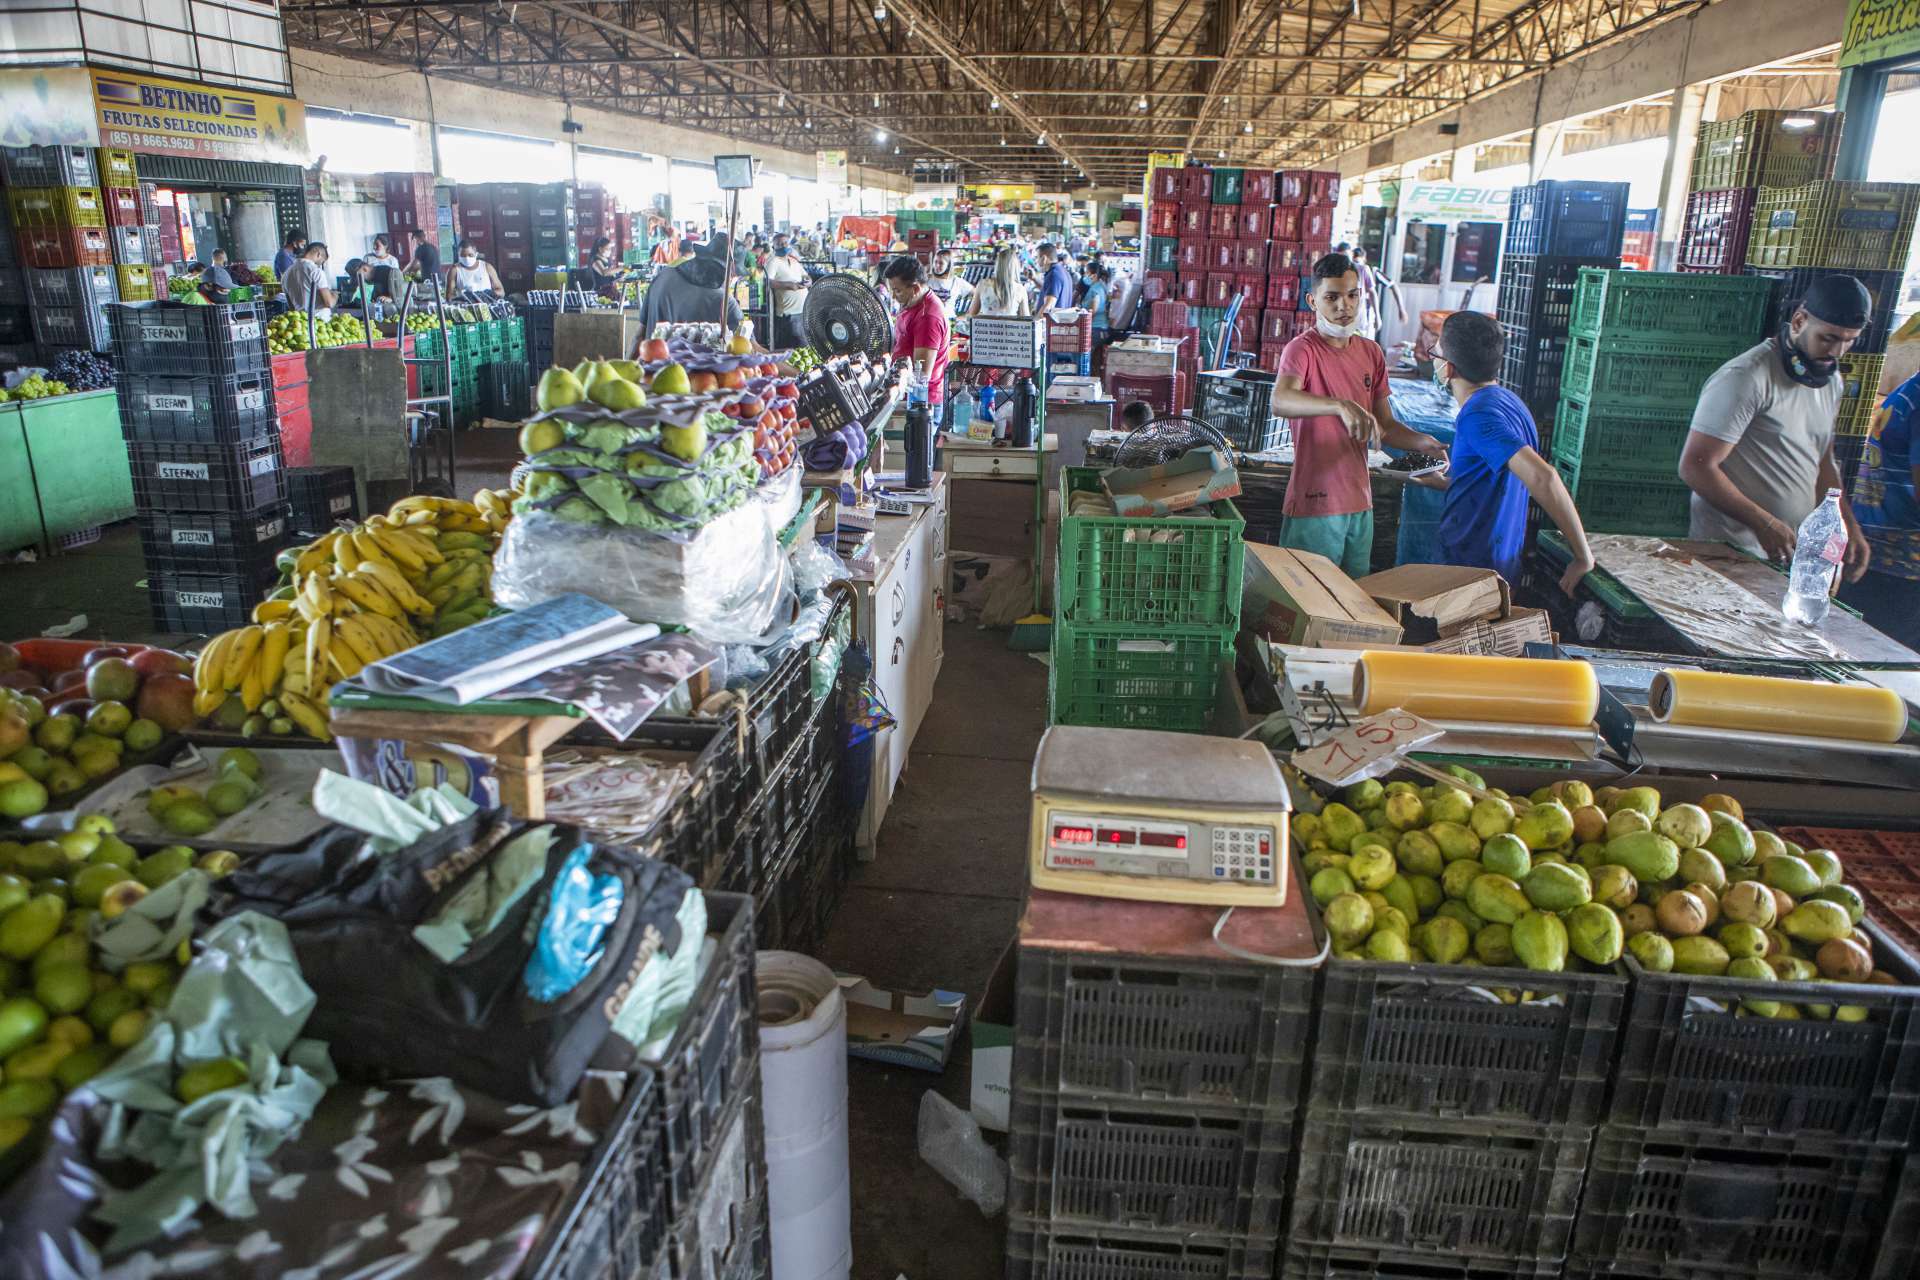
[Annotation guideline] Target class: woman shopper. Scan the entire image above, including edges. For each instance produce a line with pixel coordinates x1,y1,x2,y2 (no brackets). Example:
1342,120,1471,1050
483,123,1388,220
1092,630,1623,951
966,247,1032,318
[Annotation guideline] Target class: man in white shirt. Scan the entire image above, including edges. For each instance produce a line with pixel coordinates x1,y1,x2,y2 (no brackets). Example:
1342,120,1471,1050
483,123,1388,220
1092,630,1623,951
282,242,335,314
763,230,809,348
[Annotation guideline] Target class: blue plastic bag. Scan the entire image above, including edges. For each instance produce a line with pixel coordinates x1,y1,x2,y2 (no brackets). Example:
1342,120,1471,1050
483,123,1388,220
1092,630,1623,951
524,843,625,1002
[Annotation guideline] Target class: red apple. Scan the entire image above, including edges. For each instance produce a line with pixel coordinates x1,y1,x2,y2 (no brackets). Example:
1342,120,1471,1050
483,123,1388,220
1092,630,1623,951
130,648,192,680
52,669,89,692
135,672,197,733
717,370,746,390
776,381,798,398
690,371,718,393
82,645,133,667
640,338,671,362
46,693,93,719
759,363,777,377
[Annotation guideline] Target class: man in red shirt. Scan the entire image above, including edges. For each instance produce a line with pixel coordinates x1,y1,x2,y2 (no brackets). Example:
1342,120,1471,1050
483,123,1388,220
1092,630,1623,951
1272,251,1448,576
883,255,951,428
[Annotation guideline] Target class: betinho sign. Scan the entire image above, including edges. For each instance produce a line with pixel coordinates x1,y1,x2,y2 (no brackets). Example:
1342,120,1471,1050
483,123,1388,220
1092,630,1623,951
1840,0,1920,66
91,69,307,163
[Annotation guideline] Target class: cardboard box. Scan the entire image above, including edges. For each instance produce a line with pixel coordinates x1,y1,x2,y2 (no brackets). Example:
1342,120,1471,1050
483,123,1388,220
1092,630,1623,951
1243,543,1404,648
969,944,1016,1131
838,974,968,1072
1101,447,1241,517
1426,605,1555,656
1356,564,1508,639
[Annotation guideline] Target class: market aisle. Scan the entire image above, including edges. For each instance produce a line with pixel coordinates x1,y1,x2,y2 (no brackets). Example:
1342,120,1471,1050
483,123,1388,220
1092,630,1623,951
816,619,1046,1280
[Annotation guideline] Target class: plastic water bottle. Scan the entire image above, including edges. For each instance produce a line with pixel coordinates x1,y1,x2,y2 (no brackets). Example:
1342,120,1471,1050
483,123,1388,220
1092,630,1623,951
907,368,928,409
1783,488,1848,626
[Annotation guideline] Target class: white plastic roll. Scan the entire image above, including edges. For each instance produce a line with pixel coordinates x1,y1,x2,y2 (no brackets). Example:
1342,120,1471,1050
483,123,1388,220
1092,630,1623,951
756,951,851,1280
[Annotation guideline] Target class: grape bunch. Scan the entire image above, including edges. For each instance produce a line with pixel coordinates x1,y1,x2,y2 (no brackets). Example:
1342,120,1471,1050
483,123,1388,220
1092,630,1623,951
47,350,114,392
0,375,73,402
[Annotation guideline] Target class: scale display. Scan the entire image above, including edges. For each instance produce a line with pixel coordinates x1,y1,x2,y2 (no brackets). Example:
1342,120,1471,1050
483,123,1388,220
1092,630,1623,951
1044,810,1277,884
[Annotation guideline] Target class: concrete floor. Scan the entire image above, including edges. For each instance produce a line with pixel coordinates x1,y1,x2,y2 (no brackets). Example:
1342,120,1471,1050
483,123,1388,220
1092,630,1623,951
817,620,1043,1280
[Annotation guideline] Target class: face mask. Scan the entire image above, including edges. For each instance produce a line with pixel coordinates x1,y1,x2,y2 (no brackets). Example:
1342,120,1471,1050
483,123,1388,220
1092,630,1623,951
1778,325,1835,388
1315,310,1361,340
461,255,477,267
1431,358,1451,390
775,245,790,256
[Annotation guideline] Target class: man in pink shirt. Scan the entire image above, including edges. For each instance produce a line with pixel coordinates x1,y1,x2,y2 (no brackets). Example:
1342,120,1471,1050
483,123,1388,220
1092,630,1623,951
1273,252,1448,576
884,255,951,427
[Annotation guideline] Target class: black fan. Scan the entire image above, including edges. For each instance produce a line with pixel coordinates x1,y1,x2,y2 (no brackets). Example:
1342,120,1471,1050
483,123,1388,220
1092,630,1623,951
1114,413,1232,468
804,272,892,358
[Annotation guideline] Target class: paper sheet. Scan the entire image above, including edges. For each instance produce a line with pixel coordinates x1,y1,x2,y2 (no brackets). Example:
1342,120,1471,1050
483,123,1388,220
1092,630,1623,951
1587,534,1843,661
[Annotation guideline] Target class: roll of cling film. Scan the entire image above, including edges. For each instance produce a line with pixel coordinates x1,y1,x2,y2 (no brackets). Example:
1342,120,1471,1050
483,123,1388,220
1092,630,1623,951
1355,652,1600,728
1650,669,1908,744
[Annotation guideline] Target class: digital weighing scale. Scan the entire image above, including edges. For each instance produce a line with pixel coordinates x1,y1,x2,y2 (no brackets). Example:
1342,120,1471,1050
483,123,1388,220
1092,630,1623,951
1028,726,1292,907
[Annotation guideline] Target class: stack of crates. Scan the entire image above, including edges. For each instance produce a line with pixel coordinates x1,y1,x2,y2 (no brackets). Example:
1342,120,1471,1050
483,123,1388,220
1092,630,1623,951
1567,917,1920,1280
483,316,531,421
1050,467,1242,734
1283,908,1628,1280
1495,181,1628,433
24,262,118,354
0,172,25,367
382,171,435,241
531,181,575,270
109,299,288,632
1196,367,1285,452
1143,164,1333,384
1006,900,1320,1279
1679,109,1843,274
99,149,151,299
1551,268,1770,536
454,181,536,292
575,182,612,263
414,324,482,426
3,146,120,354
1046,309,1093,377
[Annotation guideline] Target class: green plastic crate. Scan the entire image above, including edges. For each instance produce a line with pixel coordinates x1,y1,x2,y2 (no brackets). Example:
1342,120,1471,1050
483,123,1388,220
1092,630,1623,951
1550,397,1694,478
1049,623,1231,734
1555,454,1692,536
1211,167,1244,206
1746,181,1920,272
1560,332,1748,410
1568,269,1771,343
1056,468,1245,629
1691,110,1843,191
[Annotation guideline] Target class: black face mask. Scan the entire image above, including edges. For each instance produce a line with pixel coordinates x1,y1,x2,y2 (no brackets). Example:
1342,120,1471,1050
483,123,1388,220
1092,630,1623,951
1778,325,1836,388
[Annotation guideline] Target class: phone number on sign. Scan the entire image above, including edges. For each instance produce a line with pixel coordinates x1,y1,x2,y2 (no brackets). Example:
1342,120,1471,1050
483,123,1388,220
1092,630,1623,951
103,130,253,160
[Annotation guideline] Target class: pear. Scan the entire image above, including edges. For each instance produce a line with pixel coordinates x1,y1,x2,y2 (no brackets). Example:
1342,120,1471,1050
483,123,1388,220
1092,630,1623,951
650,362,693,396
588,371,646,411
535,366,586,412
660,421,708,461
606,359,646,383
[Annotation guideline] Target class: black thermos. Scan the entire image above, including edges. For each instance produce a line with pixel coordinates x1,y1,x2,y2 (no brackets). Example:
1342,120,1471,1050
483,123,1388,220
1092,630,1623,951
904,400,932,490
1012,374,1036,448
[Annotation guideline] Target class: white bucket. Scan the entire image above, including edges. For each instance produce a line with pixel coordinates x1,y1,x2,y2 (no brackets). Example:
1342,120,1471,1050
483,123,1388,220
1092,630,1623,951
756,950,851,1279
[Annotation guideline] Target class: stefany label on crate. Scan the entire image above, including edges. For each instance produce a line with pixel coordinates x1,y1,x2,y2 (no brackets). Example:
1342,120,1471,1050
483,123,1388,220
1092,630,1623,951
156,461,210,480
170,529,216,546
177,591,228,609
146,393,193,412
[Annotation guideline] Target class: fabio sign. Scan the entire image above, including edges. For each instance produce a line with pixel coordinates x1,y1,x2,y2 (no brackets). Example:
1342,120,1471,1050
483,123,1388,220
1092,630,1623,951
91,69,307,163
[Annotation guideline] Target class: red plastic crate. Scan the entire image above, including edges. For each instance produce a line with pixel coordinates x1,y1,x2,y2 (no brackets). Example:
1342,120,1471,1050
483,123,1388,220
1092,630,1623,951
20,223,111,268
1778,827,1920,961
1270,242,1306,274
1179,166,1212,201
1235,207,1267,240
1177,205,1209,236
102,186,142,228
1153,168,1182,200
1147,204,1178,236
1234,240,1268,272
1677,186,1758,275
1265,276,1299,311
1258,342,1289,374
1232,274,1264,303
1302,206,1334,242
1177,239,1206,271
278,405,313,468
1308,171,1340,205
1243,169,1275,204
1205,272,1235,306
1278,170,1313,205
1143,271,1175,302
1149,300,1191,335
463,224,495,248
1177,274,1204,304
1208,205,1239,238
1272,206,1302,241
1110,370,1185,418
1207,239,1236,271
1262,310,1296,345
1231,308,1260,348
1048,310,1093,352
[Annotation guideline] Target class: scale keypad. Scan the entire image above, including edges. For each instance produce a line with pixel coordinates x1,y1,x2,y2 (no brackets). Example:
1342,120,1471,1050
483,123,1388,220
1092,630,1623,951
1211,825,1274,882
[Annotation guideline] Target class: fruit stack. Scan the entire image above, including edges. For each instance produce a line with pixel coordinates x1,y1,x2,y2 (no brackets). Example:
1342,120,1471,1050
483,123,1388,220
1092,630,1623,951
1142,163,1333,386
1550,267,1768,536
107,299,288,633
1493,179,1627,436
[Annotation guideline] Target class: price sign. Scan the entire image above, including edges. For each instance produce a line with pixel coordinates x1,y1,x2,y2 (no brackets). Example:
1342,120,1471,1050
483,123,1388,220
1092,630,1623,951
1290,707,1442,788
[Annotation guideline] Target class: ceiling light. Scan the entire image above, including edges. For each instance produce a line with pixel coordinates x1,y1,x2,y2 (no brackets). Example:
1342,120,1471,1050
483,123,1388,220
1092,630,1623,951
875,128,888,142
1782,115,1818,130
873,93,881,106
778,92,786,106
1036,132,1046,145
1136,97,1149,110
894,146,901,154
1000,136,1006,146
1217,149,1226,158
1243,120,1253,134
990,97,999,109
873,3,886,18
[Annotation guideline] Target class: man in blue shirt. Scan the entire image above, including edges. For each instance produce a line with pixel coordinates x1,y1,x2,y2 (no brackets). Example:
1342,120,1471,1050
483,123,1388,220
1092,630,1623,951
272,230,306,278
1038,243,1075,315
1417,310,1595,593
1841,369,1920,647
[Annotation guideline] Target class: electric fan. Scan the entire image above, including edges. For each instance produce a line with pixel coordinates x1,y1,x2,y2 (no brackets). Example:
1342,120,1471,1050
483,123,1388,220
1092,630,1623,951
804,273,893,358
1113,413,1232,468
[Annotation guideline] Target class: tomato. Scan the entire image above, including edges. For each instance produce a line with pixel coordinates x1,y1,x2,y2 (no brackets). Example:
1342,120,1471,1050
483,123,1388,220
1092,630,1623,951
776,381,798,398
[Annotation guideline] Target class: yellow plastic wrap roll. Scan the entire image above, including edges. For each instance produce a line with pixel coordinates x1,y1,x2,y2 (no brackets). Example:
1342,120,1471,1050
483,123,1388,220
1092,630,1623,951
1355,651,1599,728
1650,669,1908,744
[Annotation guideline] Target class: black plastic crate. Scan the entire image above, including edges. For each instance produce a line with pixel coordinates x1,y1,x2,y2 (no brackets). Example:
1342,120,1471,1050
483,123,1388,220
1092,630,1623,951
1309,958,1626,1128
653,1090,769,1280
1610,920,1920,1148
1498,323,1568,418
107,299,269,377
1005,1216,1277,1280
1747,265,1903,355
1009,1091,1296,1236
795,367,864,434
137,507,291,581
1570,1127,1903,1279
635,889,760,1223
523,1069,670,1280
1506,181,1630,258
287,465,358,533
753,844,808,953
485,357,531,420
602,719,751,888
1012,941,1317,1112
1496,254,1619,339
1195,368,1285,452
1288,1111,1589,1262
129,434,286,514
147,571,264,633
1281,1243,1564,1280
118,370,276,445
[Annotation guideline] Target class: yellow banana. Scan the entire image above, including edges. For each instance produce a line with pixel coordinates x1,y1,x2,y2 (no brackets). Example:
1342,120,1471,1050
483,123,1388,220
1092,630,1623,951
303,571,334,618
350,529,399,573
360,560,432,614
293,531,338,578
370,526,426,573
252,598,294,624
333,614,383,668
256,622,291,695
390,524,444,564
360,614,417,653
404,509,440,527
334,571,402,619
194,630,236,694
327,643,361,680
193,687,225,718
304,614,331,685
282,671,309,697
279,690,331,740
424,559,465,589
221,625,264,689
239,657,265,712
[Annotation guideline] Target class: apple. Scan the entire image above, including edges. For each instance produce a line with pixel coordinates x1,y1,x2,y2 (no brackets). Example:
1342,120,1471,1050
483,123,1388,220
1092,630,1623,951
134,673,197,734
82,646,133,667
717,370,747,390
640,338,671,362
130,649,192,680
690,371,718,393
52,669,88,692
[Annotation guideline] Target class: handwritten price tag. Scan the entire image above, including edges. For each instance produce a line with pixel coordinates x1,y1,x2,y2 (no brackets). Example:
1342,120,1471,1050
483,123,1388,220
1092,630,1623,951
1289,707,1443,788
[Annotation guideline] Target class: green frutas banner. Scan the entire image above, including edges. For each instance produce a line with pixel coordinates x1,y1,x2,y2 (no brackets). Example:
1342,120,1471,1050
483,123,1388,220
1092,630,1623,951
1840,0,1920,66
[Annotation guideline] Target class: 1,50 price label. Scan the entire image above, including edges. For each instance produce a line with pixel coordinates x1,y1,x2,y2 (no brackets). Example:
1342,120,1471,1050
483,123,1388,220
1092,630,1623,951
1290,708,1442,787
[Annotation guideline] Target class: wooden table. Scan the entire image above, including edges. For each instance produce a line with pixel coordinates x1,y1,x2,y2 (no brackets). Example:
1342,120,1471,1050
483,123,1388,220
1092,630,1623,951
1664,540,1920,663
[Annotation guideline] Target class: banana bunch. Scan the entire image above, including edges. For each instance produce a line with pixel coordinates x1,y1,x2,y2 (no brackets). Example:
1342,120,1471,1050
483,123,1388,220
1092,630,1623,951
192,487,519,741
